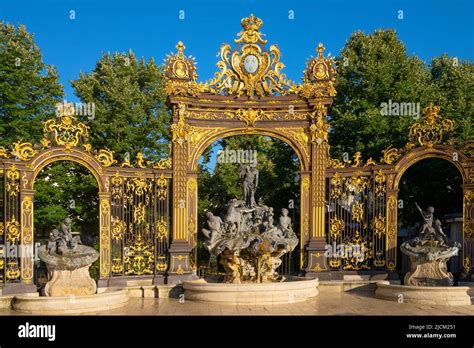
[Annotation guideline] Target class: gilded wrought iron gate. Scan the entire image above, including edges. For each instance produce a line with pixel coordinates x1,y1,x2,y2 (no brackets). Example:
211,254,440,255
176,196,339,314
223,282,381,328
326,170,388,272
109,173,171,277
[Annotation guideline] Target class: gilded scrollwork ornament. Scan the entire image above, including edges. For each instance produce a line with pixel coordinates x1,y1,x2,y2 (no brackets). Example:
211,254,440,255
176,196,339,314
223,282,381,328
111,218,125,241
6,260,21,280
351,202,364,223
156,174,168,200
329,172,343,199
11,141,37,161
6,217,20,243
330,217,344,239
156,217,168,240
299,43,337,99
0,146,10,158
409,103,454,147
156,256,168,272
42,103,89,150
381,146,403,165
236,108,267,127
202,14,298,98
342,230,372,271
373,215,386,238
6,165,20,197
95,148,117,167
374,170,386,197
124,233,154,276
111,258,124,274
164,41,203,96
171,103,193,145
309,104,330,145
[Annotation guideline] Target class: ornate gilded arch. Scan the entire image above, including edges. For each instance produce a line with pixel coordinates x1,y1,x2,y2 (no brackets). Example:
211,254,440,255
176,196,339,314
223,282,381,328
392,145,469,190
188,126,310,172
0,102,172,291
164,14,337,280
29,148,107,192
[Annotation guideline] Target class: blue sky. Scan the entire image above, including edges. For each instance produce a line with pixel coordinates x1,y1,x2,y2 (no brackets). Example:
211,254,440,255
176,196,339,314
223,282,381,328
1,0,473,102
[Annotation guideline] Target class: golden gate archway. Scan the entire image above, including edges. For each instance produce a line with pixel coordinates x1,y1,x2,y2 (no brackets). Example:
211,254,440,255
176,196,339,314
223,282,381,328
164,14,337,281
1,15,473,294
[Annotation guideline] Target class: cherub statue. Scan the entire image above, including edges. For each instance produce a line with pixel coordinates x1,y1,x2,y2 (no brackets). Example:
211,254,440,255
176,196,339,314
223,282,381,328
278,208,293,235
415,203,435,239
48,218,82,255
434,219,448,246
47,229,61,255
60,217,74,243
265,207,274,227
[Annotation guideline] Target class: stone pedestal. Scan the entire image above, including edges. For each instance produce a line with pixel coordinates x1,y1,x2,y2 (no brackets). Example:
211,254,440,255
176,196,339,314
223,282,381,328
405,257,453,287
38,244,99,297
43,265,97,297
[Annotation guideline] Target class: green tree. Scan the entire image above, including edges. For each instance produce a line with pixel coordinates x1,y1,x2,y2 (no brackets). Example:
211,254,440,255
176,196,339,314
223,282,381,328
330,29,432,160
71,50,170,161
0,22,63,146
427,54,474,144
34,161,99,240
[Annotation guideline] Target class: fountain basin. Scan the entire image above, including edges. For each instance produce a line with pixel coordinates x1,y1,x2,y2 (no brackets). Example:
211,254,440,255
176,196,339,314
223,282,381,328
38,244,99,271
375,281,471,306
12,289,129,314
183,277,319,305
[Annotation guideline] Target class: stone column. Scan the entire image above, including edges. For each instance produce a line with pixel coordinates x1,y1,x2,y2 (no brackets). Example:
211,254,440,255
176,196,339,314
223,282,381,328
305,105,331,279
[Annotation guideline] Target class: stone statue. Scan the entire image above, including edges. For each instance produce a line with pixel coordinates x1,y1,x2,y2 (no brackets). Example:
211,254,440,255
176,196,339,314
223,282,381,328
400,203,460,286
265,207,274,227
48,217,83,255
415,203,435,239
38,218,99,296
240,164,259,208
202,173,298,283
278,208,292,235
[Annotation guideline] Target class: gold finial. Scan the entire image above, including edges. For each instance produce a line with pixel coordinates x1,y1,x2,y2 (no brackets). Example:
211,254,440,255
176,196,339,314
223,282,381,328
316,43,325,59
422,103,440,124
240,13,263,31
235,14,266,44
176,41,185,58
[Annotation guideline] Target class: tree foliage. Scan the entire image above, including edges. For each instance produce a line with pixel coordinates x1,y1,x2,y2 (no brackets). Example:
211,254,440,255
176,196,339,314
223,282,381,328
71,50,170,161
330,29,431,159
34,161,99,241
330,29,473,160
427,54,474,145
0,22,63,146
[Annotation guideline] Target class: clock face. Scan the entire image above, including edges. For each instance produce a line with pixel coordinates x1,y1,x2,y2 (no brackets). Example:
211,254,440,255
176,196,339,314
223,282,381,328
243,55,259,74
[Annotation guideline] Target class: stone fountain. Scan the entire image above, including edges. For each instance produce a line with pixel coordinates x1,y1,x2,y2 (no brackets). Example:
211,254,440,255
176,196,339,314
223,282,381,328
38,217,98,296
183,165,319,304
375,203,470,306
11,218,129,314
